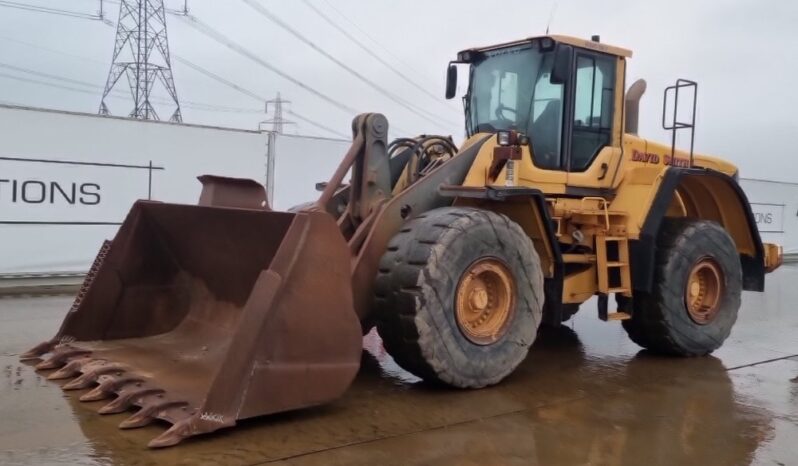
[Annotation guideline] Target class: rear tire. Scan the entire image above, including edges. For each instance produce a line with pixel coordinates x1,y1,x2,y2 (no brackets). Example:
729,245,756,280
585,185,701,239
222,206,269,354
622,218,742,356
374,207,544,388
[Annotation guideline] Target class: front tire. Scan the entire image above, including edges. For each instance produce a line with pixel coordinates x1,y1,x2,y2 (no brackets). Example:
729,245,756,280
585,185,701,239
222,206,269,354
374,207,544,388
622,218,742,356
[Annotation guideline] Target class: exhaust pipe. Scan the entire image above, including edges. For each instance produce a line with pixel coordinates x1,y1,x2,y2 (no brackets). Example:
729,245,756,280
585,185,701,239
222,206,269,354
625,79,647,135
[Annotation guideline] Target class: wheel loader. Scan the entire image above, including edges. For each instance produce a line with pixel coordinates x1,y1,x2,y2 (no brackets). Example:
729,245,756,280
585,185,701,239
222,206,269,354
21,34,783,447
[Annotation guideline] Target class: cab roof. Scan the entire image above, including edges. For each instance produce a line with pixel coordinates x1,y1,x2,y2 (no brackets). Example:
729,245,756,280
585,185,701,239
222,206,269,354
458,34,633,59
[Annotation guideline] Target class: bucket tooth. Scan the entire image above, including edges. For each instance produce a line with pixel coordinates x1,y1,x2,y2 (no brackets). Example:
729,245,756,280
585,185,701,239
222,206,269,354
98,397,132,415
35,358,62,371
47,357,92,380
35,348,90,371
98,387,161,415
62,375,95,391
148,419,192,449
79,375,141,402
120,401,186,429
118,409,155,429
79,385,113,402
19,341,54,361
62,362,123,390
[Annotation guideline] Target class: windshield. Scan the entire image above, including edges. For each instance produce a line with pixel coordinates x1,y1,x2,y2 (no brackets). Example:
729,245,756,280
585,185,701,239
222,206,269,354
466,44,564,169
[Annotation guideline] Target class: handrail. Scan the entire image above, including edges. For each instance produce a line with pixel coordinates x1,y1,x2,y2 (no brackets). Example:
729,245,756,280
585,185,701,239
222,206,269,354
580,196,611,230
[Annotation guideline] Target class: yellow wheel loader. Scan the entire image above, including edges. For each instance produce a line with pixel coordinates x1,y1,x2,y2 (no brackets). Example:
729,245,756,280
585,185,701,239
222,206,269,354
22,35,783,447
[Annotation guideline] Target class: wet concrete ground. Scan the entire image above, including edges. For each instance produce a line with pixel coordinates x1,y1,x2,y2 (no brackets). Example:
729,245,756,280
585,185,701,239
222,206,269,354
2,266,797,465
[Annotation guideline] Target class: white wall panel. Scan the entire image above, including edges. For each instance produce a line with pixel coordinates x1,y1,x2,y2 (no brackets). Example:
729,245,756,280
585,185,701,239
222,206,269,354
0,105,269,274
741,178,798,257
0,105,351,276
271,133,350,211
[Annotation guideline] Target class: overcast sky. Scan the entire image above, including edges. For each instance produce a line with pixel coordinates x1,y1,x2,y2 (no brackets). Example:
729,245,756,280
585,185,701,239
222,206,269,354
0,0,796,182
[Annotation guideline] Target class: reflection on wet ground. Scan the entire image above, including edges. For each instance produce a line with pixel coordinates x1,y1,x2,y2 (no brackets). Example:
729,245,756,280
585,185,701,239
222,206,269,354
2,266,798,465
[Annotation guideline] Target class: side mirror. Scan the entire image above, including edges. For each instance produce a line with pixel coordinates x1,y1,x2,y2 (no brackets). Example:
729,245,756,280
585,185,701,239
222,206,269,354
551,44,573,84
445,64,458,100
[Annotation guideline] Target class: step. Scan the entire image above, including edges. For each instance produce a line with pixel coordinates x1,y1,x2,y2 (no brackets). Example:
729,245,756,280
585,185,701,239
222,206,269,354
606,311,632,321
562,253,596,264
607,287,631,294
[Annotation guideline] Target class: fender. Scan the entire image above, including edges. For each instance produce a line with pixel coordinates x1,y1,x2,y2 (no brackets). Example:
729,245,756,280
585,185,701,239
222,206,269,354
630,168,765,293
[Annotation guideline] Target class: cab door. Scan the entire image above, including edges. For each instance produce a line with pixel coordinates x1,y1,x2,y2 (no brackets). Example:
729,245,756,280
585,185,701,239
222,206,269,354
564,52,625,191
515,51,569,193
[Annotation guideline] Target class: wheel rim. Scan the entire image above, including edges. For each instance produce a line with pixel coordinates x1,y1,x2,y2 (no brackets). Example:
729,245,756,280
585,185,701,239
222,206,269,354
455,258,516,345
684,257,724,325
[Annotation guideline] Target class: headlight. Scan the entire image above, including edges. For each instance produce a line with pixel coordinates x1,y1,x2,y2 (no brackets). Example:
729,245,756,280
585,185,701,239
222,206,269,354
497,131,511,146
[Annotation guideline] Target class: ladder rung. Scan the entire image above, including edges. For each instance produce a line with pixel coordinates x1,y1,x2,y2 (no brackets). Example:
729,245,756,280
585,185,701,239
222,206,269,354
607,287,630,294
606,261,628,267
563,253,596,264
607,311,632,321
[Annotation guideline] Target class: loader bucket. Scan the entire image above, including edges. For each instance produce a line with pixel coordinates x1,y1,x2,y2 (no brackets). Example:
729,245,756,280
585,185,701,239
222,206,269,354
21,198,363,447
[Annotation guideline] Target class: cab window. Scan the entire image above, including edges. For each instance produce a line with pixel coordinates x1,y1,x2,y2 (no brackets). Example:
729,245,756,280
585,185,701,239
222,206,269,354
529,56,564,170
466,44,564,170
571,54,616,171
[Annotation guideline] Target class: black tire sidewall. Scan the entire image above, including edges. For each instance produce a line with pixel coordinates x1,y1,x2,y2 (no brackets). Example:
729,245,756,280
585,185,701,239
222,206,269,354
376,207,544,388
419,213,540,383
631,220,742,355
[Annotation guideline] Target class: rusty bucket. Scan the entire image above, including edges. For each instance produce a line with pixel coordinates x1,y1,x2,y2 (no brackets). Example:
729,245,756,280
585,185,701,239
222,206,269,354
20,176,363,448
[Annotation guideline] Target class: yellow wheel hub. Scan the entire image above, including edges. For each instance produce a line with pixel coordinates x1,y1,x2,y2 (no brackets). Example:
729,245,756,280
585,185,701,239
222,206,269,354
685,257,724,325
455,258,516,345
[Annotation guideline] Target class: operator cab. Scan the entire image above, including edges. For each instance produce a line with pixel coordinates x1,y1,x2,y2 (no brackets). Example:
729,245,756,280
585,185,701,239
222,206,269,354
446,35,631,176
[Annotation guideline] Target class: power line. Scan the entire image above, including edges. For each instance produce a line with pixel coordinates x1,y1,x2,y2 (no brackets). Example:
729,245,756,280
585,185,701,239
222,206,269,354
0,40,240,113
174,56,349,138
0,35,264,113
0,14,292,122
285,109,348,139
178,14,359,116
175,46,416,136
0,0,100,20
0,65,264,114
177,13,421,134
240,0,459,131
174,55,262,101
0,62,101,89
0,34,350,137
0,71,102,96
100,0,190,18
300,0,455,111
318,0,443,90
0,34,107,65
0,61,137,100
0,5,420,136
